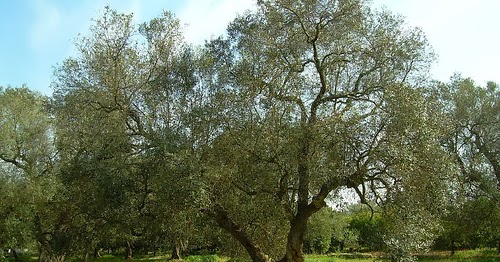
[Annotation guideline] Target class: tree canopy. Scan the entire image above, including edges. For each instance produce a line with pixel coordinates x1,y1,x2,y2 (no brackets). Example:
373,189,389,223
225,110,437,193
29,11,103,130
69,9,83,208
0,1,498,262
196,1,452,261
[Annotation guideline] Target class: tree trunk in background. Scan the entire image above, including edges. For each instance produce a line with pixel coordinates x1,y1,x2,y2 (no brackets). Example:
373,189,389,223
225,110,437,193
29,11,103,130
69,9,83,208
450,240,455,255
125,241,133,260
82,250,89,262
12,249,20,262
82,242,92,262
171,242,182,260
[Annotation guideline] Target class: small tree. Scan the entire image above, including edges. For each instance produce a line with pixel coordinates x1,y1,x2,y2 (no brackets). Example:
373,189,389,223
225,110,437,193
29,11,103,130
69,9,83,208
305,208,335,254
348,205,384,251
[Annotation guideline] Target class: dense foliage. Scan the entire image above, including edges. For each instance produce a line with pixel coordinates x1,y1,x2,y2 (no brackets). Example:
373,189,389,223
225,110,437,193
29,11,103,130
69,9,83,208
0,1,498,262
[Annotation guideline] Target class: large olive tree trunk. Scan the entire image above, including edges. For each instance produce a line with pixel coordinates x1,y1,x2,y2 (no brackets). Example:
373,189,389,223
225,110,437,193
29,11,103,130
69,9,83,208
279,197,328,262
281,217,307,262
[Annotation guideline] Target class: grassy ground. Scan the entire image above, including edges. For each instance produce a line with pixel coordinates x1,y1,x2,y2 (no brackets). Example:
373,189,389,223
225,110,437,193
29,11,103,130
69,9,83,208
8,249,499,262
306,253,374,262
415,249,499,262
306,249,499,262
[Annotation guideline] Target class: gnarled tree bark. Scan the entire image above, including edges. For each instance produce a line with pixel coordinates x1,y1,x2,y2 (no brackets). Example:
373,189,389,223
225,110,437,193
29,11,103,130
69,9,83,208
204,204,271,262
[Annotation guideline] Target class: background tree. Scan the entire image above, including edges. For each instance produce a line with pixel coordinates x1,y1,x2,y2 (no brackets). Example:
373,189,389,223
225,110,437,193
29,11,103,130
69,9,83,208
435,196,500,253
441,76,499,196
348,204,384,252
304,206,363,254
0,86,64,261
52,7,200,260
430,76,500,253
0,168,34,261
304,207,336,254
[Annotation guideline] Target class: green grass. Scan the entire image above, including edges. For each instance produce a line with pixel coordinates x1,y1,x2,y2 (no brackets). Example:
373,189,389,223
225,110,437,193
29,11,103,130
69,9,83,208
306,249,500,262
7,249,498,262
71,254,227,262
417,249,499,262
306,253,378,262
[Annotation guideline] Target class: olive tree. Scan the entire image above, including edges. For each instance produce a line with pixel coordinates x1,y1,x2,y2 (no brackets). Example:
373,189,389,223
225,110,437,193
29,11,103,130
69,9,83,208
430,76,500,253
437,76,499,196
196,1,453,262
0,86,64,261
52,7,199,259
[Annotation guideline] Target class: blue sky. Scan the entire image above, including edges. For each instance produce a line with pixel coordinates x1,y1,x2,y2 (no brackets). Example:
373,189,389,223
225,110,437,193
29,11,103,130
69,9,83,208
0,0,499,95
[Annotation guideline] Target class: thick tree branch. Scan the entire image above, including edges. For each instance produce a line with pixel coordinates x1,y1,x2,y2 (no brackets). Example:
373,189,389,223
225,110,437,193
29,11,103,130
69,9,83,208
472,130,500,187
0,154,26,170
202,204,270,262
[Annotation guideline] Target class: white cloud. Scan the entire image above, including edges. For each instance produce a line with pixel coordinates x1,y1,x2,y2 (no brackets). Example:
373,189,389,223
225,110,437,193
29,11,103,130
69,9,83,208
178,0,257,44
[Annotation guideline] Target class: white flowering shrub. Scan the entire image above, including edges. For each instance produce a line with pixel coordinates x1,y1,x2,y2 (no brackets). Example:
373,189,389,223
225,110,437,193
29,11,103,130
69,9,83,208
384,206,442,262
